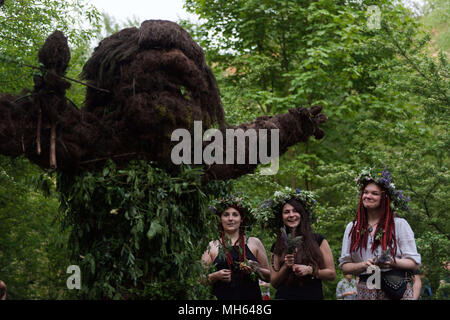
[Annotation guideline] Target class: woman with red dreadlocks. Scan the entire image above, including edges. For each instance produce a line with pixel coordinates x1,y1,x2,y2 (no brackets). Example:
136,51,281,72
259,187,336,300
201,194,270,300
339,168,421,300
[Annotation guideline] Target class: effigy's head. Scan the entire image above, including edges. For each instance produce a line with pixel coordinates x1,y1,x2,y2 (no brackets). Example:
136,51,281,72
81,20,225,163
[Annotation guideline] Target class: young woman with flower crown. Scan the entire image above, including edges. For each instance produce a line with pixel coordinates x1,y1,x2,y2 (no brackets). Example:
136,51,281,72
201,195,270,300
259,188,336,300
339,168,421,300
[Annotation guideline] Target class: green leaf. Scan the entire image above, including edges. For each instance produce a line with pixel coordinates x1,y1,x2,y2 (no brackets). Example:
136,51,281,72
146,221,163,240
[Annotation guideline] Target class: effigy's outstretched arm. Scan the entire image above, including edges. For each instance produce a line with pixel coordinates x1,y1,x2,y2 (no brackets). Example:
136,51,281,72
0,88,102,173
0,94,28,160
202,106,327,182
0,30,105,172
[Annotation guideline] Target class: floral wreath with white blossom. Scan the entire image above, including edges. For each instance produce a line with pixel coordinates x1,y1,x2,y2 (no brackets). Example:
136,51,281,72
256,187,318,232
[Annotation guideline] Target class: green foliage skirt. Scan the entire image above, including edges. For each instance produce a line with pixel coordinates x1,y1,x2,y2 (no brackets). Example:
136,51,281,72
57,160,226,299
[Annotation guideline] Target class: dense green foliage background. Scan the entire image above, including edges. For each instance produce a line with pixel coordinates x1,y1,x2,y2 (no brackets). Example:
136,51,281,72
0,0,448,299
182,0,449,300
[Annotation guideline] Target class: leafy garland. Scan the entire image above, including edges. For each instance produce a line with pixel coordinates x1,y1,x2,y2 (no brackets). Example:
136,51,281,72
355,167,410,212
209,193,256,230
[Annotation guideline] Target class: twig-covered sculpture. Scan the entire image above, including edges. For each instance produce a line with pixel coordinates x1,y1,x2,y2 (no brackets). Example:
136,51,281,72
0,20,327,299
0,20,326,179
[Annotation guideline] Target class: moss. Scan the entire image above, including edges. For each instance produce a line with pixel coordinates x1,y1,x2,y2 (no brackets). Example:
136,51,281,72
203,113,211,129
184,108,193,130
180,85,190,101
155,105,167,117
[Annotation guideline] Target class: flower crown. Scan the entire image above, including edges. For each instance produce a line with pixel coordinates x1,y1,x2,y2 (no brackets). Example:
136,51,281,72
256,187,318,232
209,193,255,227
355,167,410,212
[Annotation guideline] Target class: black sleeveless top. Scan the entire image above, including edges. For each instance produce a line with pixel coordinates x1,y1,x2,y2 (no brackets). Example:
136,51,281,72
271,233,325,300
212,244,262,300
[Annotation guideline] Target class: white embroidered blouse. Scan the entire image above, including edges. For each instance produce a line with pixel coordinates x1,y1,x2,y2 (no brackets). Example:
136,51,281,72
339,217,421,275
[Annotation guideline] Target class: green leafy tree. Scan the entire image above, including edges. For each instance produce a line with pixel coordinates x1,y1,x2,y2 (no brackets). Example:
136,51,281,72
0,156,69,299
0,0,100,94
0,0,100,299
184,0,449,299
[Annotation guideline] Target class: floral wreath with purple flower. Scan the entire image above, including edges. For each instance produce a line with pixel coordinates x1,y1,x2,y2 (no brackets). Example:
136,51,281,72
355,167,410,212
256,186,318,232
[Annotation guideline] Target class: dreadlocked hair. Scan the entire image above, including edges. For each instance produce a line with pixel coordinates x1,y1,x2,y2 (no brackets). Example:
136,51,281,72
220,231,247,271
349,183,398,258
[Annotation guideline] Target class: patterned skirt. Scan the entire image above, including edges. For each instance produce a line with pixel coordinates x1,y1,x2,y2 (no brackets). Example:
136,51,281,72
356,282,414,300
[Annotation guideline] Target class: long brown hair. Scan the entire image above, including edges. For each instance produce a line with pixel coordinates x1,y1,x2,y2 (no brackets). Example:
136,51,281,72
349,182,397,256
272,199,324,281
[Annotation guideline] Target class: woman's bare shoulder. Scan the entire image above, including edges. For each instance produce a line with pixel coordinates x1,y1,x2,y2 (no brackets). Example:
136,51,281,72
247,236,267,251
206,239,221,250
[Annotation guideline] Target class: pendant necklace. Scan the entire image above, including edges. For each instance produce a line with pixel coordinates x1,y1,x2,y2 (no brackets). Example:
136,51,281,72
368,222,378,233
